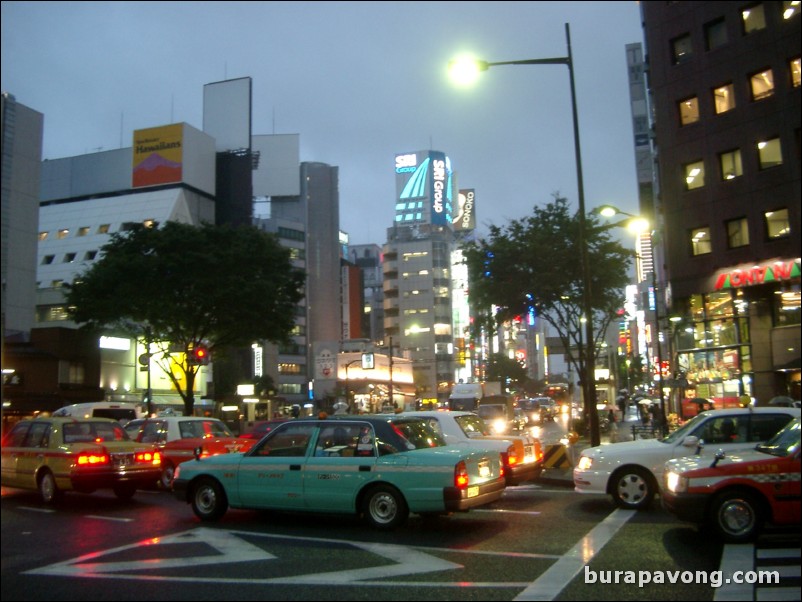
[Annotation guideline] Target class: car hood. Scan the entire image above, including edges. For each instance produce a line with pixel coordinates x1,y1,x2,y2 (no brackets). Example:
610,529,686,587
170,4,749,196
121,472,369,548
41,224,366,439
580,438,668,460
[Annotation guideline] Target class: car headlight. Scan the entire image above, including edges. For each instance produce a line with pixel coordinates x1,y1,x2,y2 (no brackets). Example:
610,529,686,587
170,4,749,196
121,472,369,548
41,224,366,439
492,418,506,433
576,455,593,471
665,471,687,493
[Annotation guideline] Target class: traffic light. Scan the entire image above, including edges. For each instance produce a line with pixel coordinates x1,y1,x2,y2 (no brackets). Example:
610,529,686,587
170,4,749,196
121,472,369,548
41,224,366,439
188,345,210,366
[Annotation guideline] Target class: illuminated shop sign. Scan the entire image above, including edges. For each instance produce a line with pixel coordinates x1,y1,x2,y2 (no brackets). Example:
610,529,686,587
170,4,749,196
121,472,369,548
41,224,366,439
713,258,800,290
454,189,476,231
395,153,417,173
430,151,451,226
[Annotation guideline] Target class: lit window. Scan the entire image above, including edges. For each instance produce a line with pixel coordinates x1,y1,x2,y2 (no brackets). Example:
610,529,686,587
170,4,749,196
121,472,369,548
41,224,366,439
38,231,49,241
750,69,774,100
671,34,693,65
757,137,782,168
765,209,791,238
791,57,801,87
726,218,750,248
691,227,712,255
77,227,90,237
678,96,700,125
97,224,110,234
783,1,800,19
742,4,766,34
51,280,64,288
719,149,743,180
684,160,705,190
713,83,736,114
704,18,728,50
143,219,157,228
57,229,69,239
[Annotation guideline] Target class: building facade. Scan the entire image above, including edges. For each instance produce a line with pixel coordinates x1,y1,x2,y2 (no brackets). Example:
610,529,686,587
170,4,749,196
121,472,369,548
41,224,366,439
641,1,801,404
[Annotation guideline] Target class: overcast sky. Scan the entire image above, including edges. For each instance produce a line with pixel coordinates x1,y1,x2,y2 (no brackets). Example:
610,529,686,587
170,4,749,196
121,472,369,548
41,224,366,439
2,1,646,246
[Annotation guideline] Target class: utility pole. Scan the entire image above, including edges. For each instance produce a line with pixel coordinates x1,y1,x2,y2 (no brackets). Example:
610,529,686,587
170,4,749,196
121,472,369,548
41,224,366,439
388,336,394,409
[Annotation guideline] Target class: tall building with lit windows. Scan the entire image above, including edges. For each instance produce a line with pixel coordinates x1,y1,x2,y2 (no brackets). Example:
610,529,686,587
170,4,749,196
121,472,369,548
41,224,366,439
383,150,456,405
640,1,801,405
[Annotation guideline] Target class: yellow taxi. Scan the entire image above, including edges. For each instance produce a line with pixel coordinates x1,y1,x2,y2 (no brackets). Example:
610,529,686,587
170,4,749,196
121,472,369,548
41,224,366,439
1,416,162,503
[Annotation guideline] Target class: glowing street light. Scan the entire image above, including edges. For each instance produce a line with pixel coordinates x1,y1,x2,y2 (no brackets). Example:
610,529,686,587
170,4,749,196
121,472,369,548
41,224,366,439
598,204,667,435
449,23,601,446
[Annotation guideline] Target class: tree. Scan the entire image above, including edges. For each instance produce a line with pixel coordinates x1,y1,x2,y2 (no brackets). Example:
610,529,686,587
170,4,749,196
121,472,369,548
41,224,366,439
66,221,305,416
484,353,528,392
463,194,633,388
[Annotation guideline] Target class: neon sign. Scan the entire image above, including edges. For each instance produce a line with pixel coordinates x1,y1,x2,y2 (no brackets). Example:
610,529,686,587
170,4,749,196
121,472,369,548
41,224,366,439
395,153,417,173
714,258,800,290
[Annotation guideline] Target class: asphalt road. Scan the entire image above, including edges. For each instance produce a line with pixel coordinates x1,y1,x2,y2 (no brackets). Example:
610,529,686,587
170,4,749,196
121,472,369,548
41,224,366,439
3,474,798,601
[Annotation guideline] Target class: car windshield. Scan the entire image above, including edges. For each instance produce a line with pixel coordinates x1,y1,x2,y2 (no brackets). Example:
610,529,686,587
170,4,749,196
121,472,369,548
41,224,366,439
62,421,130,443
755,419,800,457
478,406,505,419
454,413,492,437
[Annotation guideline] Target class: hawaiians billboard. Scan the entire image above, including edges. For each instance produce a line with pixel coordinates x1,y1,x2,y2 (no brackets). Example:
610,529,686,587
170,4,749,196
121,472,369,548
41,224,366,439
132,124,183,188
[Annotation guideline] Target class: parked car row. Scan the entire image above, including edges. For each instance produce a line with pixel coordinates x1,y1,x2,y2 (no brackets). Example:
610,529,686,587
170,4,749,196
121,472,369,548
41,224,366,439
573,406,800,542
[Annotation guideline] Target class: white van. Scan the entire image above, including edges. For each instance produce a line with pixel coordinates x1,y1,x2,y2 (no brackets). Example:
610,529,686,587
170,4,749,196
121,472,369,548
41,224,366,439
52,402,146,423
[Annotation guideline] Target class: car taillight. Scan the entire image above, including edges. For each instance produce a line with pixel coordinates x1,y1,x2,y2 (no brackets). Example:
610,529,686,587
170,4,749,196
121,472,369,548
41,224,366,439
454,460,469,489
135,451,161,465
506,445,520,466
534,441,543,462
76,452,109,466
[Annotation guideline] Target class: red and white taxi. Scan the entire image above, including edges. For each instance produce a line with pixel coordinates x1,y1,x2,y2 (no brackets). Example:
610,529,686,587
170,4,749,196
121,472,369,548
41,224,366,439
662,417,800,542
131,417,256,488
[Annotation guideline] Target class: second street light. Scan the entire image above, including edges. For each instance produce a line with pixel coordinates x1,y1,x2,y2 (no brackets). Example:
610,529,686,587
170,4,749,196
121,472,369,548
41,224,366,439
598,204,668,435
449,22,601,446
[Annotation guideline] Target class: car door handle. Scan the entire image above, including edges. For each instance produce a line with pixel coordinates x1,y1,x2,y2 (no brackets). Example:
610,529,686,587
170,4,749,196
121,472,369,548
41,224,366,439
289,464,301,471
359,465,371,472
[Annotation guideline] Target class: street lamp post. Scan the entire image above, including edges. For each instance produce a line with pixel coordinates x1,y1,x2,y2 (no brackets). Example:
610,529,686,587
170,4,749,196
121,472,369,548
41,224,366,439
598,205,667,436
449,23,600,446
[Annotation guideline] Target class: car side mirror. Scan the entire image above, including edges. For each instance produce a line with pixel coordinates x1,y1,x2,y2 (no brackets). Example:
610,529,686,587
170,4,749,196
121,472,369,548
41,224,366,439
710,448,725,468
682,435,699,448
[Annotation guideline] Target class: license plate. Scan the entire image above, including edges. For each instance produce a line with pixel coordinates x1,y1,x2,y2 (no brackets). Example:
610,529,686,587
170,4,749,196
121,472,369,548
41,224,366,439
113,456,132,467
478,459,490,478
467,486,479,498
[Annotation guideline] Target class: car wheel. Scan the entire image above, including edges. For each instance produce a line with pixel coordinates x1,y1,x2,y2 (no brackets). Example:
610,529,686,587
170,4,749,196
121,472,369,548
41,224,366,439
191,477,228,522
709,490,764,543
362,485,408,530
160,463,175,490
611,467,655,510
113,483,137,500
38,470,62,504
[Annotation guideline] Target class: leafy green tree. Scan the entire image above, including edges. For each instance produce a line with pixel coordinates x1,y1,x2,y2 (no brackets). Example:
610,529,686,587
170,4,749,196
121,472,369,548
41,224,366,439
484,353,528,391
66,221,305,416
463,194,633,390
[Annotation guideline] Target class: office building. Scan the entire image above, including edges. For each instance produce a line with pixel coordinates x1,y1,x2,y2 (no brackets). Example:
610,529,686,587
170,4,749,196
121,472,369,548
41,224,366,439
640,1,801,404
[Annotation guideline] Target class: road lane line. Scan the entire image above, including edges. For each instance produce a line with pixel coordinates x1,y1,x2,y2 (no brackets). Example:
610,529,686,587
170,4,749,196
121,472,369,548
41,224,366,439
513,508,636,601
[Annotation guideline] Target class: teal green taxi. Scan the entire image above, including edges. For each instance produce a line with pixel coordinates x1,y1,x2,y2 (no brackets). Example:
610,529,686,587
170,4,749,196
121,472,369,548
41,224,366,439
173,415,506,529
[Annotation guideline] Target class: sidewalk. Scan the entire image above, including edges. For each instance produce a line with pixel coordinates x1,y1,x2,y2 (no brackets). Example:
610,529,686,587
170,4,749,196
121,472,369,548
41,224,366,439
538,415,642,488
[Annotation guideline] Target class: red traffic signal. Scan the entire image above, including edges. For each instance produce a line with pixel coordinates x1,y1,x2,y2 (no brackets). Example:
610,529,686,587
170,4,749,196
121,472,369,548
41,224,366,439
188,345,210,366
